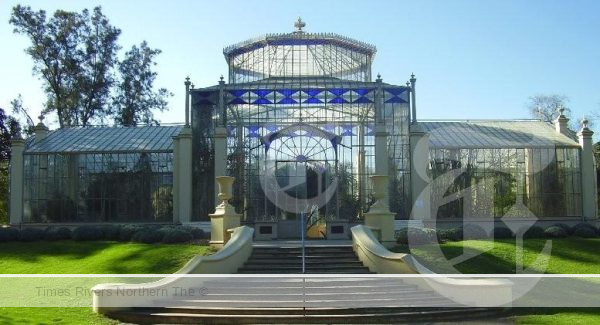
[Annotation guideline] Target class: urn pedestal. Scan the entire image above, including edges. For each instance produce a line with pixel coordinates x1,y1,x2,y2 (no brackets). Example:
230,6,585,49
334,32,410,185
209,176,241,249
363,175,396,247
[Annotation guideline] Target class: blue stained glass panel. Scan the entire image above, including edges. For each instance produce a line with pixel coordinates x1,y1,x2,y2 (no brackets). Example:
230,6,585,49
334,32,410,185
304,97,323,104
354,88,370,96
253,98,273,105
277,89,297,97
278,97,297,104
304,89,322,97
229,90,247,97
353,97,373,104
385,97,407,104
329,88,347,96
386,88,406,96
329,97,348,104
253,89,272,97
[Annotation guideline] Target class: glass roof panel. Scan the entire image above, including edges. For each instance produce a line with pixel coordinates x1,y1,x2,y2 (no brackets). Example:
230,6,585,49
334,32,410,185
25,126,183,154
420,121,580,149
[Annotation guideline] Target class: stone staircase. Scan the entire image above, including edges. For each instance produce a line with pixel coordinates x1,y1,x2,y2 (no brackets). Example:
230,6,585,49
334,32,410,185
237,246,372,274
106,245,508,324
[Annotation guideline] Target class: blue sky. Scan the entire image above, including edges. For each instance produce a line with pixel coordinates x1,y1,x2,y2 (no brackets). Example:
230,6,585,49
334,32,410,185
1,0,599,137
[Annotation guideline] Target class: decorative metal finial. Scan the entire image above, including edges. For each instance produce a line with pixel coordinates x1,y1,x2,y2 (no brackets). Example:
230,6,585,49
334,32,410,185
294,17,306,33
184,76,191,86
38,114,44,123
220,75,224,82
582,117,589,129
410,73,416,80
406,81,410,87
558,105,565,116
191,83,195,89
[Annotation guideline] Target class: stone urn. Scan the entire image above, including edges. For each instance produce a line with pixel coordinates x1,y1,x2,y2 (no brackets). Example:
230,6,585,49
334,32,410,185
369,175,389,213
210,176,241,249
216,176,235,205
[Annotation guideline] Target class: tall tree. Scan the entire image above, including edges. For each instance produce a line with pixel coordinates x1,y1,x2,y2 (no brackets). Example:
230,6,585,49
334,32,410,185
10,95,35,137
0,107,21,225
0,108,22,161
10,5,120,127
112,41,172,126
527,94,570,123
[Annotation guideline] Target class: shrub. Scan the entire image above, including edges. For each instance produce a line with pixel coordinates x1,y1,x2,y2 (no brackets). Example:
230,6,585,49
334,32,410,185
551,223,573,235
44,227,72,241
100,225,121,240
132,229,164,244
572,223,598,238
519,226,545,238
180,226,205,239
443,228,463,241
0,227,20,242
544,226,568,238
421,228,439,243
118,225,145,241
162,229,193,243
396,228,409,244
462,224,488,239
19,228,45,242
396,228,437,245
493,227,514,239
72,226,104,241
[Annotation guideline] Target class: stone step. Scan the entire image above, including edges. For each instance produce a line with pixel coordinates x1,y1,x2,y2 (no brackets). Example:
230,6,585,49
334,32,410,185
237,269,374,274
159,292,445,304
108,307,506,324
241,261,368,271
249,253,356,261
130,305,472,316
243,260,364,266
252,247,354,254
202,279,414,288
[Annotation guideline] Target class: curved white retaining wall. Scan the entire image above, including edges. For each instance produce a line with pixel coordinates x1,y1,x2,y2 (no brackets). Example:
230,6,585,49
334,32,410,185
93,226,254,313
351,225,513,307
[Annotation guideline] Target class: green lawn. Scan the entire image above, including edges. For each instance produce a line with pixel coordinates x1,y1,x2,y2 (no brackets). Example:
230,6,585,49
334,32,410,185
0,307,117,325
0,240,212,324
0,240,212,274
393,238,600,274
393,238,600,323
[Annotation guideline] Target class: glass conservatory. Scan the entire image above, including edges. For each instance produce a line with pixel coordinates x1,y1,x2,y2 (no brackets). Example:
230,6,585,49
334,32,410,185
190,20,412,237
9,19,596,231
21,126,180,223
421,121,583,219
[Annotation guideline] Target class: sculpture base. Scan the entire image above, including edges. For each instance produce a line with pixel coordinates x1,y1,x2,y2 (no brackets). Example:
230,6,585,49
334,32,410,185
209,203,241,249
363,211,396,248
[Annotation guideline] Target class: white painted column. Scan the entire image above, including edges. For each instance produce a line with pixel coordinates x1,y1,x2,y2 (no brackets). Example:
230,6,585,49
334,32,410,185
176,127,193,223
409,125,431,220
9,138,25,225
214,126,228,208
171,135,180,223
578,119,597,220
554,107,570,136
374,75,389,176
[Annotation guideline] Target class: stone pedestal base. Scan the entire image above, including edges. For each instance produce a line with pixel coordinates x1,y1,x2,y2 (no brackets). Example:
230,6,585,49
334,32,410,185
363,211,396,248
254,221,277,240
209,203,241,249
